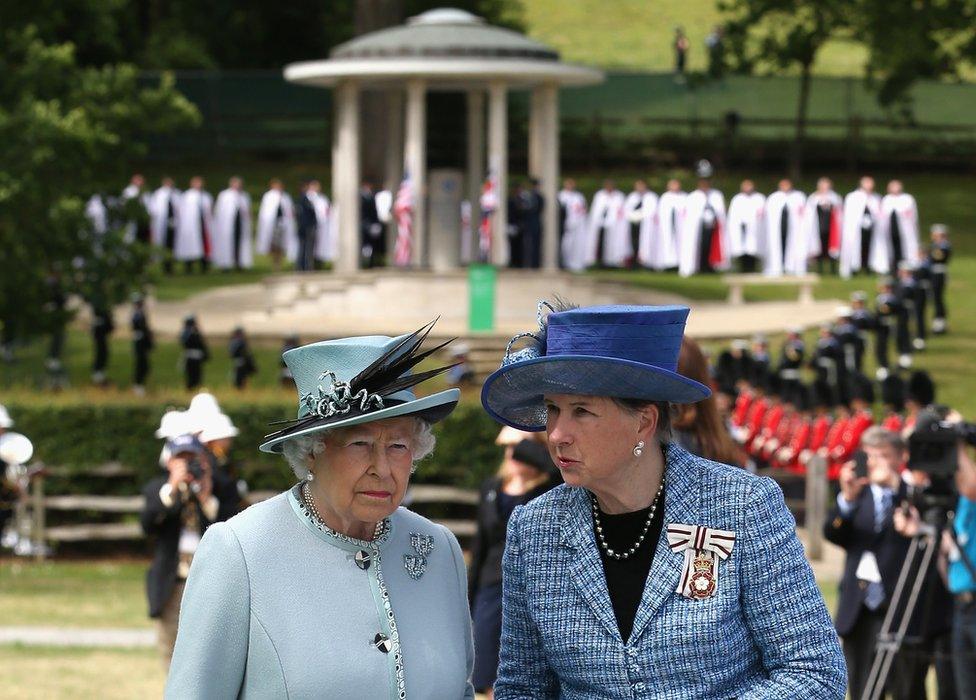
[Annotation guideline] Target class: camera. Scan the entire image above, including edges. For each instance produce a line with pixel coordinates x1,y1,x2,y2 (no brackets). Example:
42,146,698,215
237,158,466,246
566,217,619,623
186,457,205,481
908,406,976,476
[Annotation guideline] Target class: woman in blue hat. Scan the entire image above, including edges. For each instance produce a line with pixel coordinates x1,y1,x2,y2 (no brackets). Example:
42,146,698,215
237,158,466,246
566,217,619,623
482,302,846,699
166,323,474,698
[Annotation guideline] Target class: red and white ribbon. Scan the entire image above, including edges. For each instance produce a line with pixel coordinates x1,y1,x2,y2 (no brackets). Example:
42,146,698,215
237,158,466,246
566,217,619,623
666,523,736,599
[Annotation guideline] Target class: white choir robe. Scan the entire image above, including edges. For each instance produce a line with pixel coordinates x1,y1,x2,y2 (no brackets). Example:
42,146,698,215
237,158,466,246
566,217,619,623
121,185,150,243
312,192,334,262
85,195,108,234
803,191,843,260
175,189,214,261
879,193,920,272
840,189,884,278
624,191,659,268
654,191,685,270
679,188,728,277
212,189,254,269
256,190,299,262
149,186,181,247
763,189,810,277
726,192,765,262
558,189,589,272
585,189,629,267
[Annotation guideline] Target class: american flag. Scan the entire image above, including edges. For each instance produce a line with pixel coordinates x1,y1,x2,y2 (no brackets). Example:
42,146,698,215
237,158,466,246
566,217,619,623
478,168,499,263
393,169,413,267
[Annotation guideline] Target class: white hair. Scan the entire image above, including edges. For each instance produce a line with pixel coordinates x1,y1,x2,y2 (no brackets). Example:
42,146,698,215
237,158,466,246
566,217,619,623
281,418,436,481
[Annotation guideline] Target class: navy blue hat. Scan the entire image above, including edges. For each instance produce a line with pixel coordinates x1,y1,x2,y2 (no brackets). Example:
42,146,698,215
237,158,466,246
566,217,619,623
481,304,710,431
165,434,207,456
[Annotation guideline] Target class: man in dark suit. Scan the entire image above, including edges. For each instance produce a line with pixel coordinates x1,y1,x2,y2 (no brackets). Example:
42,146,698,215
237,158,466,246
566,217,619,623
824,426,915,699
359,180,384,268
295,180,318,272
140,434,239,668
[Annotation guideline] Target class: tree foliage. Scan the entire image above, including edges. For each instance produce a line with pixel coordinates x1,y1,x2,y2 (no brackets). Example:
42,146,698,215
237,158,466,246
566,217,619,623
3,0,524,71
0,24,199,343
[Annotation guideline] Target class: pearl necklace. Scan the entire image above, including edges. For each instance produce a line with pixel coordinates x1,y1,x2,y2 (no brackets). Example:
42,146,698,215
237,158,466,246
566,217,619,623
301,482,385,543
591,479,665,561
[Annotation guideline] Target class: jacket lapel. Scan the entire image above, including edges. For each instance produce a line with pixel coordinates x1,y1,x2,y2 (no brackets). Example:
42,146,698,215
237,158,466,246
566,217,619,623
630,443,701,644
559,487,622,642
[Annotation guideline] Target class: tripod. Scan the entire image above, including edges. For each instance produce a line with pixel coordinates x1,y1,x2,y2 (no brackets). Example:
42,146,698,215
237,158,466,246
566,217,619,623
860,520,939,700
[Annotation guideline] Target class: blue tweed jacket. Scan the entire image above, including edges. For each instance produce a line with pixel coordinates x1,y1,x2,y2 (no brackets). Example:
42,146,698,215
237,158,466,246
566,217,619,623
495,443,846,699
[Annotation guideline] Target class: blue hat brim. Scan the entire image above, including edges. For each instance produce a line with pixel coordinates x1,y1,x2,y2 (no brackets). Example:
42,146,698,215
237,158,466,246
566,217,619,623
481,356,711,432
259,388,460,454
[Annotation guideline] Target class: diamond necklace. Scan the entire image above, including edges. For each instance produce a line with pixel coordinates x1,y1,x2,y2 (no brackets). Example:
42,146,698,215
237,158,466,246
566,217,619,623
591,478,665,561
301,482,384,542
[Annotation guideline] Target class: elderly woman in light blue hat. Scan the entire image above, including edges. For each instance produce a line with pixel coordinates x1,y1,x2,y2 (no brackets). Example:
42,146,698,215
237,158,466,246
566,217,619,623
166,323,474,699
482,302,846,699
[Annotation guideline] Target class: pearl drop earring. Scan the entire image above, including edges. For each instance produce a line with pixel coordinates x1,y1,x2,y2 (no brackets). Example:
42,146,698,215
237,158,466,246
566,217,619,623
305,470,315,482
633,440,645,457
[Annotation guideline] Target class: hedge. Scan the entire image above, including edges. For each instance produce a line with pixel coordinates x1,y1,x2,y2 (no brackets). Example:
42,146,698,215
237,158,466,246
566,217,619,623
6,401,506,495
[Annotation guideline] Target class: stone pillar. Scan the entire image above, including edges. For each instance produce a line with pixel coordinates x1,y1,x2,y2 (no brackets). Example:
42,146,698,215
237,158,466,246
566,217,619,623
383,90,404,259
466,89,485,260
540,83,559,271
487,80,508,267
528,87,544,179
405,79,427,267
333,80,361,273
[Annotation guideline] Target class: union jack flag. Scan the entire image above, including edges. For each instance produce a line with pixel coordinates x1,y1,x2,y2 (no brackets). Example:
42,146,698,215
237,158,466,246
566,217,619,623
393,169,413,267
478,168,499,263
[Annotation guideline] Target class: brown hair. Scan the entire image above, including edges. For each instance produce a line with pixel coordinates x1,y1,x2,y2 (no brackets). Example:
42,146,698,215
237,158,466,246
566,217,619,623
674,337,744,466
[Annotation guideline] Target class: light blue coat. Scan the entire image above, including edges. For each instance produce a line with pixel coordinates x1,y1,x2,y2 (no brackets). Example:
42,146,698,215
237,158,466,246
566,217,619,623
165,485,474,699
496,443,846,699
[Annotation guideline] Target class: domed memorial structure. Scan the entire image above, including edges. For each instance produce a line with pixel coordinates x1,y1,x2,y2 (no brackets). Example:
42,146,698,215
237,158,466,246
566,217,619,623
284,7,603,272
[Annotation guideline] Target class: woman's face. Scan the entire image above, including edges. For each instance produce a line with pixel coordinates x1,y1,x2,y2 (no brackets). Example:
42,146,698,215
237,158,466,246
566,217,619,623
308,416,417,530
544,394,648,491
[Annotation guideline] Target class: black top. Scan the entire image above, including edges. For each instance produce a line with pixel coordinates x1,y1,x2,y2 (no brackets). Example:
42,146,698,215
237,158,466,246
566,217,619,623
467,476,557,602
594,485,667,643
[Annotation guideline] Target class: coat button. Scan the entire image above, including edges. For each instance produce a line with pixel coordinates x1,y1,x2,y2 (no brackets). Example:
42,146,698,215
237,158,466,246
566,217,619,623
355,550,372,570
373,633,392,653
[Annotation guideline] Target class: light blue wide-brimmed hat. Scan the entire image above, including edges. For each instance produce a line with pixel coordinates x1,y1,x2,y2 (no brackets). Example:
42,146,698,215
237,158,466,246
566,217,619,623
481,303,710,432
260,323,459,454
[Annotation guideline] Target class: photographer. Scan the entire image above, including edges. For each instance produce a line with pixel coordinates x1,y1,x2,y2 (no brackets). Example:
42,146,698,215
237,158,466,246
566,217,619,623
825,427,915,699
140,434,239,668
943,437,976,695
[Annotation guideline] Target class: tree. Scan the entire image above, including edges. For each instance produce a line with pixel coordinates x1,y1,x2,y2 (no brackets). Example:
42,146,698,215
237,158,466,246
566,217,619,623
0,25,199,349
721,0,851,179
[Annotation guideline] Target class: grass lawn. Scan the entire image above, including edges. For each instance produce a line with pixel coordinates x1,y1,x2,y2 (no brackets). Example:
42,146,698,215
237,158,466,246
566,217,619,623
0,559,151,628
520,0,870,76
0,645,165,700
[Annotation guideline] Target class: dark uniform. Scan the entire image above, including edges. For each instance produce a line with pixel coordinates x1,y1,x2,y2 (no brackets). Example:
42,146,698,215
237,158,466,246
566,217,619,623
895,273,919,360
777,336,805,404
228,331,257,390
810,333,844,406
929,238,951,332
132,303,154,389
912,258,932,348
518,185,544,269
849,305,875,372
296,190,317,272
834,317,863,376
874,289,902,372
360,186,384,268
180,319,209,390
91,306,114,385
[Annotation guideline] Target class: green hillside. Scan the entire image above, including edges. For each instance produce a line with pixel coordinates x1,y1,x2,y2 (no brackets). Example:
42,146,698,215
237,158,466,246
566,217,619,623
520,0,868,75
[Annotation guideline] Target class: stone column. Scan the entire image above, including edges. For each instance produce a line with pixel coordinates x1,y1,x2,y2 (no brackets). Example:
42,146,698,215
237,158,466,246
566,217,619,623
487,80,508,267
383,90,404,259
540,83,560,271
528,87,544,179
466,89,485,260
333,80,361,273
405,79,427,267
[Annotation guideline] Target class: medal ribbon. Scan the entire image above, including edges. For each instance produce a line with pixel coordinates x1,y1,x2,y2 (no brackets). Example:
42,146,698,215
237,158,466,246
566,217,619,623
666,524,736,598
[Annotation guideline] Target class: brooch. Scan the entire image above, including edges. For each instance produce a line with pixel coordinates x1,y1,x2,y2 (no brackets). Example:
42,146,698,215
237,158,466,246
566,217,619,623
404,533,435,580
666,524,736,600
